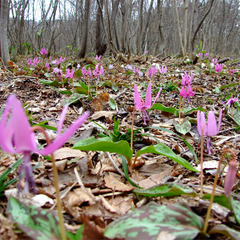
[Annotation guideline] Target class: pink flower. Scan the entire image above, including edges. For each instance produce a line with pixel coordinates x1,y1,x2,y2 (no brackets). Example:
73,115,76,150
224,159,237,197
205,53,209,57
145,51,148,54
146,67,158,78
134,82,162,124
40,48,48,56
93,64,104,76
197,53,202,57
65,68,74,79
59,56,66,62
181,72,193,86
87,68,92,79
81,66,87,77
158,65,167,75
0,95,89,194
215,63,223,73
180,85,195,102
133,67,143,77
53,67,62,77
45,63,50,72
212,58,218,65
230,69,236,75
95,55,101,61
224,94,238,107
197,110,222,154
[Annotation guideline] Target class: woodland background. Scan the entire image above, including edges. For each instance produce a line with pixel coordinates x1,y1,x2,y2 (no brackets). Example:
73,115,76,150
0,0,240,65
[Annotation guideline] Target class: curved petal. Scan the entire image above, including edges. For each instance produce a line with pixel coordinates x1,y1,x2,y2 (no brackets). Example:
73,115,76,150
197,111,206,136
207,111,218,136
57,105,69,135
0,95,37,153
145,82,152,109
39,111,89,155
134,85,143,110
180,86,187,98
217,109,223,132
152,87,162,106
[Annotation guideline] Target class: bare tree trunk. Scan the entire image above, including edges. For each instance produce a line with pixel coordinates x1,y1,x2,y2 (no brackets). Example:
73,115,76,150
191,0,215,55
120,0,130,53
187,0,196,52
0,0,10,66
136,0,143,54
96,0,105,55
173,0,185,56
110,0,120,51
183,0,188,52
78,0,91,58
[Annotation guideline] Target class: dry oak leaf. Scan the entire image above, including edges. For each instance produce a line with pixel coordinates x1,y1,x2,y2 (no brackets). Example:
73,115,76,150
91,111,116,121
53,147,86,160
104,173,133,192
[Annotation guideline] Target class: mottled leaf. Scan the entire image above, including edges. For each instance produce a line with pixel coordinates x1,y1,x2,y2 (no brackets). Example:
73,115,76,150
104,202,203,240
202,194,233,210
40,79,62,86
209,224,240,240
109,98,117,110
7,197,60,240
135,143,198,172
134,183,197,197
173,119,191,135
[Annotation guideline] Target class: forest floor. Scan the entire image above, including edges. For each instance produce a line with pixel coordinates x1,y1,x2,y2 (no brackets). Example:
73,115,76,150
0,53,240,240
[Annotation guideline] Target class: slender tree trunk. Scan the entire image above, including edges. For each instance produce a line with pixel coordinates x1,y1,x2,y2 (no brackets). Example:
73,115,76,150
173,0,185,56
78,0,91,58
183,0,188,52
136,0,143,54
0,0,10,66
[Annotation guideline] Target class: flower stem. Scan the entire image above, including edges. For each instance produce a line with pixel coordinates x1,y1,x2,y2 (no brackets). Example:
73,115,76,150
200,123,206,198
202,148,231,234
31,126,67,240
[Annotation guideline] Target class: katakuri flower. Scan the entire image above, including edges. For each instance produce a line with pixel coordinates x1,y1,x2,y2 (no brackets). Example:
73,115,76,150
0,95,89,194
40,48,48,56
93,64,104,77
215,63,223,73
224,158,237,197
181,71,193,86
197,110,222,154
134,82,162,124
180,84,195,102
224,94,238,108
158,65,167,75
65,68,74,79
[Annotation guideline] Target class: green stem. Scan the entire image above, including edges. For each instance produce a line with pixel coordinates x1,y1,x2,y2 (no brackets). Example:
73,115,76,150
31,126,67,240
202,148,231,234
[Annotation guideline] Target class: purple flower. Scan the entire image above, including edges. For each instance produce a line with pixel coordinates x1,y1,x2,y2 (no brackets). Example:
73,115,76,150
87,68,92,79
108,64,114,69
133,67,143,77
197,53,202,57
81,66,87,77
134,82,162,124
65,68,74,79
45,63,50,72
40,48,48,56
181,72,193,86
230,69,236,75
180,84,195,102
197,110,222,154
205,53,210,57
125,64,132,70
0,95,89,194
53,67,63,78
215,63,223,73
224,159,237,197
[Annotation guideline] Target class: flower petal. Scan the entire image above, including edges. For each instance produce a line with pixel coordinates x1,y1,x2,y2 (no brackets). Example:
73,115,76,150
57,105,69,135
217,109,223,132
197,111,206,136
207,111,218,136
39,111,89,155
152,87,162,106
134,85,143,110
145,82,152,109
224,160,237,197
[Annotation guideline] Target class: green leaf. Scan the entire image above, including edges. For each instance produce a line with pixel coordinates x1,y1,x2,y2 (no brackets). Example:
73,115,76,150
173,119,191,135
7,197,61,240
134,183,197,197
67,225,84,240
152,103,179,116
104,202,203,240
232,198,240,224
135,143,198,172
73,137,133,161
209,224,240,240
109,98,117,110
219,82,239,90
112,82,118,92
183,107,205,115
58,89,72,95
228,108,240,126
40,79,62,86
65,93,87,105
148,126,198,163
202,194,233,210
122,157,141,188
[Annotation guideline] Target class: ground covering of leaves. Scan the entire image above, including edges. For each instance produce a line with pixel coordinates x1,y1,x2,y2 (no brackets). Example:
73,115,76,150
0,53,240,240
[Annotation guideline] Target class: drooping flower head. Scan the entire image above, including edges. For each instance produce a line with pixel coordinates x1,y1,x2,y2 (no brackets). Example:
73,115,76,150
180,85,195,102
215,63,223,73
40,48,48,56
158,65,167,75
93,64,104,77
134,82,162,124
65,68,74,79
95,55,101,61
0,95,89,194
133,67,143,77
181,71,193,86
224,94,239,108
146,66,158,78
197,110,222,154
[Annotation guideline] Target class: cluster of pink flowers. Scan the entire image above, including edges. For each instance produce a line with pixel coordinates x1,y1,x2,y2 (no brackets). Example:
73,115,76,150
82,66,92,79
65,68,74,79
40,48,48,56
180,72,195,102
26,57,40,67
